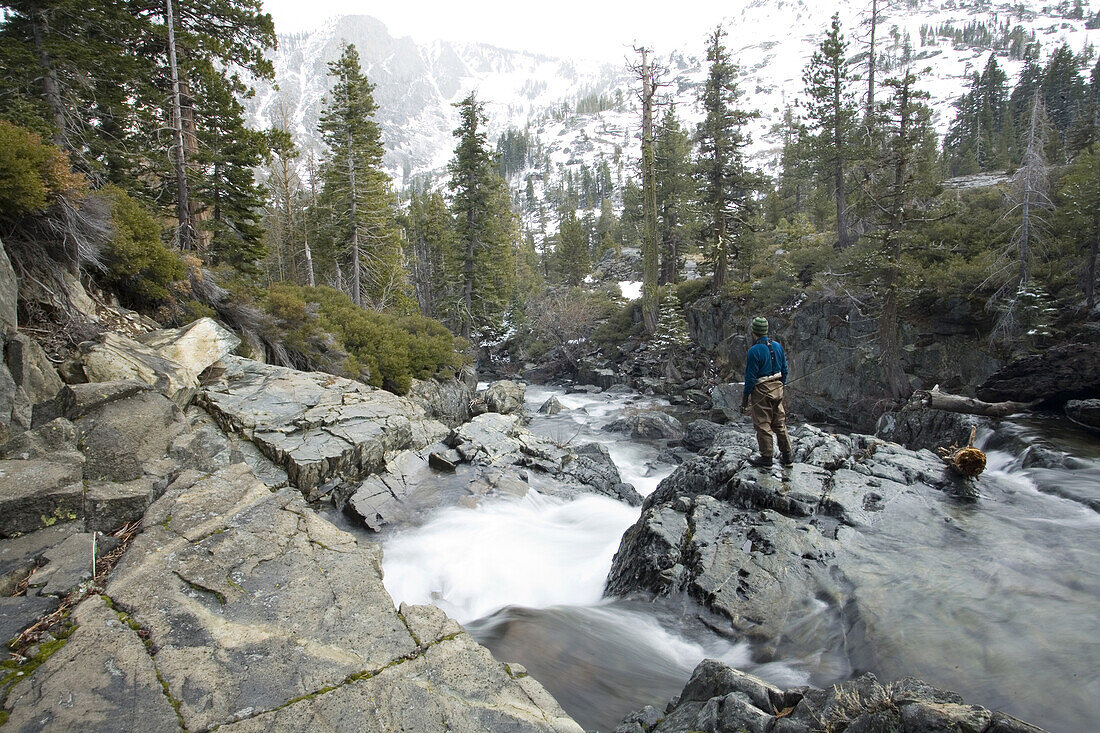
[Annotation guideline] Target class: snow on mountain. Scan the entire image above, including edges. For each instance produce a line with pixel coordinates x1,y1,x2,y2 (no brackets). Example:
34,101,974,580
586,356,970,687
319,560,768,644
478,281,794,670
249,0,1099,188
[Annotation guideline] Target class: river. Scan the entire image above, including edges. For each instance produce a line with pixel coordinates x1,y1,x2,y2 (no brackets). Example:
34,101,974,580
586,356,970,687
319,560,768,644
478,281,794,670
374,384,1100,733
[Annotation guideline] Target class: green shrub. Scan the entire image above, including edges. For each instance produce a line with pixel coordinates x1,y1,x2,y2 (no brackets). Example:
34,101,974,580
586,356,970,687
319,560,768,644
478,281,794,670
263,284,468,394
99,186,185,308
0,120,83,222
674,277,710,305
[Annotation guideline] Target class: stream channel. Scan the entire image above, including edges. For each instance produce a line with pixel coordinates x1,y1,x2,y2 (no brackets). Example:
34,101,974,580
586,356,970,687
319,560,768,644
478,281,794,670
355,384,1098,733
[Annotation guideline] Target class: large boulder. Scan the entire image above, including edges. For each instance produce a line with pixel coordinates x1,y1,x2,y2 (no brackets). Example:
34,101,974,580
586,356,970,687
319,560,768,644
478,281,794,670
2,462,584,733
4,333,64,407
615,660,1045,733
605,411,684,440
876,399,987,452
135,316,240,376
198,356,447,495
66,382,185,483
0,357,31,442
0,381,187,537
561,442,642,506
539,395,565,415
79,331,199,406
708,383,744,421
1065,399,1100,432
0,453,85,537
479,380,526,415
407,374,475,428
605,422,955,641
978,343,1100,406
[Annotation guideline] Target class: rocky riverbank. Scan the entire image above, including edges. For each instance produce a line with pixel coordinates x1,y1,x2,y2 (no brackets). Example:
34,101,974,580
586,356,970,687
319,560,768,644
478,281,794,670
0,308,586,730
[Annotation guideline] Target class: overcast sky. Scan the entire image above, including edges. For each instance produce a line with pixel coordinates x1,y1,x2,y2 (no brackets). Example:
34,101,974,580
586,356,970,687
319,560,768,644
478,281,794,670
260,0,738,61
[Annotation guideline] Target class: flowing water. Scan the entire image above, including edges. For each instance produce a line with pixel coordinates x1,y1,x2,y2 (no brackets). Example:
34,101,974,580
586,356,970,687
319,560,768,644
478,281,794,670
373,385,1100,733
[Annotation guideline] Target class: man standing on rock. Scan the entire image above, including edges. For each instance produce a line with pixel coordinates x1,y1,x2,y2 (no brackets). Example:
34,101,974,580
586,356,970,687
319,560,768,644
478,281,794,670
740,316,793,467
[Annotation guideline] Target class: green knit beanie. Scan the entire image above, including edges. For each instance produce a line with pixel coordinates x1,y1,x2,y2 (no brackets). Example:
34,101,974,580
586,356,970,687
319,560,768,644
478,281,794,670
751,316,769,336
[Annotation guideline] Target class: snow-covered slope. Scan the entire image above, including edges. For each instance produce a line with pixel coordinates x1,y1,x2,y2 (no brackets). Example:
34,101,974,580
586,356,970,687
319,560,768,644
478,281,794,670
250,0,1099,186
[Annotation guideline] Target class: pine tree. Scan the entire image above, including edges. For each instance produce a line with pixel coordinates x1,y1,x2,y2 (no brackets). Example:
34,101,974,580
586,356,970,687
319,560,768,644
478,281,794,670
1039,44,1088,160
803,14,859,248
144,0,276,253
551,206,589,287
696,26,757,289
190,62,267,273
0,0,152,177
655,105,694,284
263,99,308,285
406,189,457,319
448,93,518,339
766,105,814,225
0,0,276,265
317,43,407,310
944,55,1011,174
1059,149,1100,309
860,69,940,399
646,292,692,379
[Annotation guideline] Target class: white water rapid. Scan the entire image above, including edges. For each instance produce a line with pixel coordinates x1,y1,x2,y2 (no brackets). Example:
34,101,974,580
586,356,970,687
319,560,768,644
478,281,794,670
379,384,807,731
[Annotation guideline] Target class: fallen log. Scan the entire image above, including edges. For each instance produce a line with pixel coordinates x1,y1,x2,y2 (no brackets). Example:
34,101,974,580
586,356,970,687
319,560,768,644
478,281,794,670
914,387,1037,418
938,425,987,480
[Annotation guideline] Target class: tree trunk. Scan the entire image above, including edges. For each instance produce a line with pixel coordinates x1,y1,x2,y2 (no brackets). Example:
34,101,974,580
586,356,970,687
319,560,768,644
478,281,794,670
303,233,315,287
346,127,361,307
1086,220,1098,310
1018,95,1042,290
462,208,476,339
835,155,849,249
834,70,850,249
879,75,911,401
165,0,191,251
917,388,1036,418
639,47,659,333
866,0,878,124
31,9,66,147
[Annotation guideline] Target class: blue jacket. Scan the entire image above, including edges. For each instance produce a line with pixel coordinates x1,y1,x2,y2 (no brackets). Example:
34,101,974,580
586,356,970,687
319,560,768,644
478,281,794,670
743,337,788,397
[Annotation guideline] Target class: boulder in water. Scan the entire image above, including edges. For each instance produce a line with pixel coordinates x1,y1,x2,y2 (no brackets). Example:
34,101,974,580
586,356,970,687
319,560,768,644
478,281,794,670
876,398,987,452
482,380,527,415
605,411,684,440
1065,399,1100,432
539,395,565,415
407,371,475,428
616,659,1047,733
605,422,962,644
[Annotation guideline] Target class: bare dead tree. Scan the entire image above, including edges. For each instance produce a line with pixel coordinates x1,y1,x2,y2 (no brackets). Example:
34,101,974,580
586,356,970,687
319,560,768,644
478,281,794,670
526,288,606,371
628,45,669,334
990,95,1053,342
164,0,192,252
